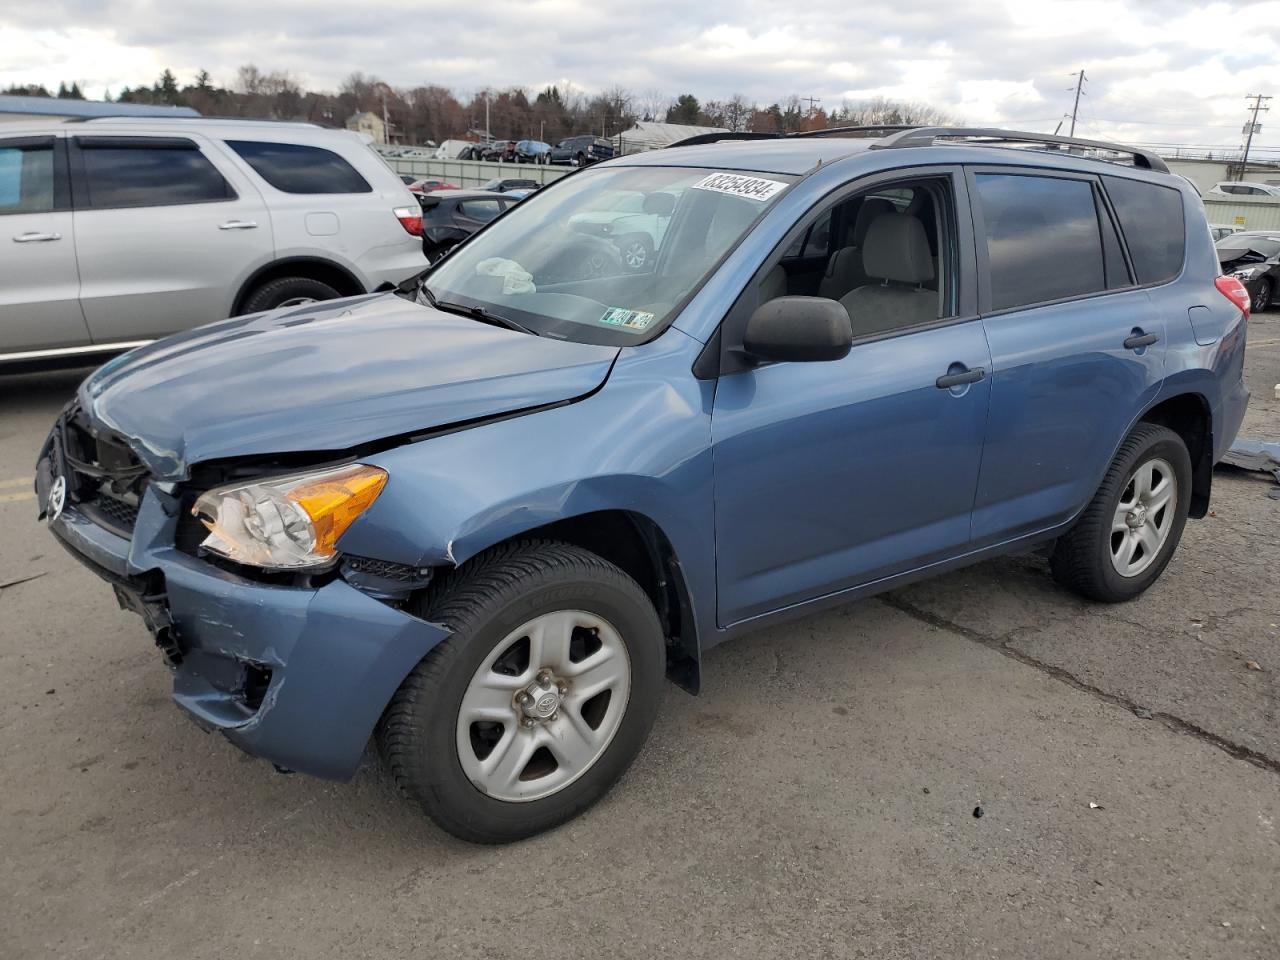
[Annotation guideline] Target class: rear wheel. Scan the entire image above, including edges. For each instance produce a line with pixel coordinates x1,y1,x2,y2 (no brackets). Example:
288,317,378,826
379,541,664,843
240,276,342,314
1050,423,1192,602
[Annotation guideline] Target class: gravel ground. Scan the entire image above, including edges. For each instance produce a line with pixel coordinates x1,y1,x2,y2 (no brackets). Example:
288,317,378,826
1,314,1277,960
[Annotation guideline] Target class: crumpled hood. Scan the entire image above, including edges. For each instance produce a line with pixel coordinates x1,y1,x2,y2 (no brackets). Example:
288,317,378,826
79,293,618,479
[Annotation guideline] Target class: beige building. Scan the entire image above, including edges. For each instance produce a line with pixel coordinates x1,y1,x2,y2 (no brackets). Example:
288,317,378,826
345,111,386,144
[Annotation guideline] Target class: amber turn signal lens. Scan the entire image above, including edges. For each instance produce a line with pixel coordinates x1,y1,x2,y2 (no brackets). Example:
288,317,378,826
287,464,388,559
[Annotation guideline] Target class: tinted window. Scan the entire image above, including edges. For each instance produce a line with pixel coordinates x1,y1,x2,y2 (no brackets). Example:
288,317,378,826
79,139,234,209
1103,176,1186,284
1099,204,1131,289
226,140,371,194
0,142,54,214
459,199,502,222
976,173,1105,310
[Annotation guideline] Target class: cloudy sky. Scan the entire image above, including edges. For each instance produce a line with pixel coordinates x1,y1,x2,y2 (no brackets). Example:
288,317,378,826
3,0,1279,152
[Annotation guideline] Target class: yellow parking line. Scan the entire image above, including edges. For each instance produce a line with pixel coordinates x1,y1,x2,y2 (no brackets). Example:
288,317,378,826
0,490,35,503
0,476,33,490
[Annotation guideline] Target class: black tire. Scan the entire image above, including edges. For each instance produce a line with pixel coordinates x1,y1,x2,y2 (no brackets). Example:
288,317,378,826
240,276,342,315
1050,423,1192,602
575,151,586,167
1251,278,1272,313
378,540,665,843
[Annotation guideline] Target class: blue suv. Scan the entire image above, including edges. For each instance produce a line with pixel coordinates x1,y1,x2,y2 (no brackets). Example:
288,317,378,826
37,127,1249,842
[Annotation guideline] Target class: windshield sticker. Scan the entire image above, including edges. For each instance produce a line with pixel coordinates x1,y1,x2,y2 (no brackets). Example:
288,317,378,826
691,172,788,203
598,307,657,331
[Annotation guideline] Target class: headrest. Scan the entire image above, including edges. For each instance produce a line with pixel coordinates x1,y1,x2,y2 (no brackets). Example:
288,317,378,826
851,197,896,247
862,213,934,285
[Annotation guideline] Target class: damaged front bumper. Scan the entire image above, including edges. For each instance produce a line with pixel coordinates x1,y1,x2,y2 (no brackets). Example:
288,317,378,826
35,442,448,781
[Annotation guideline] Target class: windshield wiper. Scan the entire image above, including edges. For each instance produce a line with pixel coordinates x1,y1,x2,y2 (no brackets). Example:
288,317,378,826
420,283,538,336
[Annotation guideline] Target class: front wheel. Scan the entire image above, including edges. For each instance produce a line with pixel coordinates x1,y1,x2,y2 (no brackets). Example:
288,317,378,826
239,276,341,314
1050,423,1192,602
1252,278,1272,313
378,541,664,843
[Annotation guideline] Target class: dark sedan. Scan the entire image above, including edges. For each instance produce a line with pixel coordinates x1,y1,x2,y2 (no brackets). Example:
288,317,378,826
417,189,520,261
1217,231,1280,312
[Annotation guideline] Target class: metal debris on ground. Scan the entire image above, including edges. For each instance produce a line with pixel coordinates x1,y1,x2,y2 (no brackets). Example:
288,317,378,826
1245,660,1263,671
1219,439,1280,499
1089,802,1104,810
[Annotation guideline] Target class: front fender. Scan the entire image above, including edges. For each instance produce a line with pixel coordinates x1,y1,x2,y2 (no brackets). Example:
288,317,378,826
337,331,720,642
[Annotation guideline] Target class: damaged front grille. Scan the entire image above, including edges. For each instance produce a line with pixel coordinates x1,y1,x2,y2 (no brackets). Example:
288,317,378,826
58,404,149,539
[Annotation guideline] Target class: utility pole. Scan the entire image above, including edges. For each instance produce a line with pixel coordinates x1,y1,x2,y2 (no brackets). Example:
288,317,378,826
1069,69,1086,137
381,91,389,145
1239,93,1271,180
802,95,820,117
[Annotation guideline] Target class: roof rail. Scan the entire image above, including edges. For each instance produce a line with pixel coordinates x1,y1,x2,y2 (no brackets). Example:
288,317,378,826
71,115,321,127
666,131,779,148
790,124,922,139
871,126,1169,173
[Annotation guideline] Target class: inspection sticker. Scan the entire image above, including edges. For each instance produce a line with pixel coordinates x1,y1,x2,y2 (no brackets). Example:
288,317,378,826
598,307,657,330
691,172,788,202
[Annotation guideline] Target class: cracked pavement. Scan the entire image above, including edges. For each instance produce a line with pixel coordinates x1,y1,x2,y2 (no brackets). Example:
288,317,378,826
1,314,1278,959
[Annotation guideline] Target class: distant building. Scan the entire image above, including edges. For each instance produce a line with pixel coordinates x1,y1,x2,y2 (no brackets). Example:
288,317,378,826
346,111,386,144
617,120,729,154
0,95,199,124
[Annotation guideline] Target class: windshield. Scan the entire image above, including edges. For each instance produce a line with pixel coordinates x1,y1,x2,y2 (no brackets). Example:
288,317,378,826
1217,235,1280,258
423,165,795,344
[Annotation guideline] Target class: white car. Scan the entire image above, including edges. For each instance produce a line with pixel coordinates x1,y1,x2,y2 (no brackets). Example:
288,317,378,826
1,117,427,363
1206,180,1280,198
566,190,675,271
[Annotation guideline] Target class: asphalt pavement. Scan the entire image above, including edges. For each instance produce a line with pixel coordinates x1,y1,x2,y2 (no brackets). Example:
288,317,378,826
1,316,1278,960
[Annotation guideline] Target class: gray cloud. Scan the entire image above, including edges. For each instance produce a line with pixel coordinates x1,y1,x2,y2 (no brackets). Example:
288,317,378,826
2,0,1277,149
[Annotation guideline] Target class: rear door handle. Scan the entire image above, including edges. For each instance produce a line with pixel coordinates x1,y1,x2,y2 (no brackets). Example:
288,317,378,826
218,220,258,230
936,367,986,389
13,232,62,243
1124,332,1159,350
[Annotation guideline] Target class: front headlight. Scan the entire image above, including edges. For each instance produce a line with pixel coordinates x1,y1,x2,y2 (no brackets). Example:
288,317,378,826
192,463,388,570
1231,266,1267,280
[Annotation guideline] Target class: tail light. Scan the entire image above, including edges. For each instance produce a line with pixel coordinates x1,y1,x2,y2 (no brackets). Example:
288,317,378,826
393,206,423,237
1215,275,1251,318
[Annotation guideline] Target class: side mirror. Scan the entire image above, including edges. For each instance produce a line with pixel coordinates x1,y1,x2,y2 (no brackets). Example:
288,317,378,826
743,296,853,363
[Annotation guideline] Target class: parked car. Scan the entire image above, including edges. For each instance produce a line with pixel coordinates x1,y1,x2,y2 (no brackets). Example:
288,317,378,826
514,139,552,164
567,189,676,270
1,117,428,364
37,127,1248,843
1206,181,1280,198
1209,223,1243,242
480,140,514,162
418,188,519,260
408,178,460,194
480,177,540,194
398,174,417,185
1216,230,1280,311
457,143,486,161
550,135,615,166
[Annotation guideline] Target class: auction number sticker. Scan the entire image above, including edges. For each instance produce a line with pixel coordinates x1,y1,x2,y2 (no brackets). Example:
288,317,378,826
598,307,657,330
691,172,788,202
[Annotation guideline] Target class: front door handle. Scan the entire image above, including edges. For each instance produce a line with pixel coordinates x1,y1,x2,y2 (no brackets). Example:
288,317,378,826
1124,332,1159,350
13,231,62,243
218,220,258,230
936,367,986,389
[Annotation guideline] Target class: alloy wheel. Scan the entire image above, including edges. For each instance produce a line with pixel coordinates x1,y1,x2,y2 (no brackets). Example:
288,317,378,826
1110,456,1177,577
455,610,631,802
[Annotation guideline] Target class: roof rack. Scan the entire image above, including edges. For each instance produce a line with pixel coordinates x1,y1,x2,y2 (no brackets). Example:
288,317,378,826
69,115,320,127
666,131,779,148
790,124,921,139
667,125,920,149
871,126,1169,173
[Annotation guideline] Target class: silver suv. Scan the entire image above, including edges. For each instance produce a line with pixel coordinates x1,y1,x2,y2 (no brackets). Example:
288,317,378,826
1,117,428,363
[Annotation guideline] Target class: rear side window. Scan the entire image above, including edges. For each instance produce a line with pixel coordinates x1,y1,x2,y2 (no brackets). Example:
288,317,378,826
459,199,502,222
77,138,234,209
975,173,1107,310
226,140,371,194
1103,176,1186,284
0,141,54,214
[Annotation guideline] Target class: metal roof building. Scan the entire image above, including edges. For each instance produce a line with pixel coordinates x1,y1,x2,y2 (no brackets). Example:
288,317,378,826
0,95,199,123
617,120,730,154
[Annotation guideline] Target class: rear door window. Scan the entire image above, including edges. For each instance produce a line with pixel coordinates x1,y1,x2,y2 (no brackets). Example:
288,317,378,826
974,173,1107,311
77,137,234,209
226,140,371,194
1102,176,1186,284
0,140,55,214
459,199,503,222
